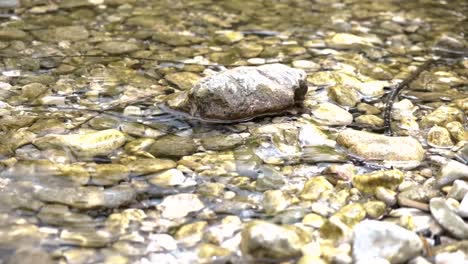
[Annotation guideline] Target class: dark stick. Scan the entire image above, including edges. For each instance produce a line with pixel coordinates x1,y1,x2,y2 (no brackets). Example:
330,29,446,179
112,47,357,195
383,59,435,135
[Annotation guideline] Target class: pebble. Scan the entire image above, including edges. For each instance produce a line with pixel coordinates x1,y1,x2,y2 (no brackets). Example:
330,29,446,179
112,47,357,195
158,193,204,219
240,220,311,259
310,102,353,126
337,129,425,161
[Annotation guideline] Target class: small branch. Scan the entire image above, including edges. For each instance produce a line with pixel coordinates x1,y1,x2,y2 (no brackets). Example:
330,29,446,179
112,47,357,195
383,59,435,135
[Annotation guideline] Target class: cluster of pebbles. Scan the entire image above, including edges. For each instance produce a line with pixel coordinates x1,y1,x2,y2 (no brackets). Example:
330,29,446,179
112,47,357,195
0,0,467,263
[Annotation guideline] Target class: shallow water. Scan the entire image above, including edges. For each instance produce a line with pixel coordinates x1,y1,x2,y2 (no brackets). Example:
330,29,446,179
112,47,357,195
0,0,467,263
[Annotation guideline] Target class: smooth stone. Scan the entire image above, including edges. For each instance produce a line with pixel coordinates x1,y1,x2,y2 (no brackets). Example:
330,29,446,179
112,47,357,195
353,170,404,194
326,33,381,49
420,106,463,128
165,72,201,90
262,190,289,215
310,102,353,126
147,168,186,187
355,115,384,127
169,63,307,121
328,85,361,107
97,41,140,54
240,220,311,259
448,180,468,201
127,158,177,175
427,126,454,148
337,129,425,161
436,160,468,187
300,176,334,201
89,164,130,186
33,129,126,158
149,135,197,158
459,194,468,218
200,133,245,151
353,220,423,263
158,193,204,219
60,229,112,247
35,184,136,209
0,28,28,40
429,197,468,239
7,247,54,264
391,99,418,120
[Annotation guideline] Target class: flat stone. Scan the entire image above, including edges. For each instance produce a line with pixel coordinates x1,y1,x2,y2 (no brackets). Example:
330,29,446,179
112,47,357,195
429,197,468,239
149,135,197,158
34,184,136,209
353,220,423,263
33,129,126,158
127,158,177,175
169,63,307,121
97,41,140,54
337,129,425,161
165,72,201,90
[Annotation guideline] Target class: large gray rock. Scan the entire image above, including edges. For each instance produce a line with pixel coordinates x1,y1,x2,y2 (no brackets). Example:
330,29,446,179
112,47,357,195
353,220,423,264
169,63,307,121
337,129,425,161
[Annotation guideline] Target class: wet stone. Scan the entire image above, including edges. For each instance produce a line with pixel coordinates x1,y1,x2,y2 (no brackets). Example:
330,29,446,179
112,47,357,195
126,158,177,175
353,170,404,194
33,129,127,158
149,135,197,158
328,85,361,107
169,63,307,121
89,164,130,186
337,129,425,161
147,168,186,187
353,220,423,264
165,72,201,90
157,193,204,219
420,106,463,128
300,176,334,201
355,115,384,127
60,229,112,248
240,220,311,259
310,102,353,126
98,41,141,54
200,133,246,151
34,184,136,209
0,28,28,41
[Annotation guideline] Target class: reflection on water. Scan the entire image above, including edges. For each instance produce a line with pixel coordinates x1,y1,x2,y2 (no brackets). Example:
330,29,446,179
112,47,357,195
0,0,467,263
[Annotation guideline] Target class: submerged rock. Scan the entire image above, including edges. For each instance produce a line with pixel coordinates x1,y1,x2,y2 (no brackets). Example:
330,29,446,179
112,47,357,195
353,220,423,263
168,63,307,121
337,129,425,161
240,220,310,259
33,129,126,158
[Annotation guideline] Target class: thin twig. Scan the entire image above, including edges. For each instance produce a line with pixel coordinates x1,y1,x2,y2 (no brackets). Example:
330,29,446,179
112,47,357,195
383,59,435,135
